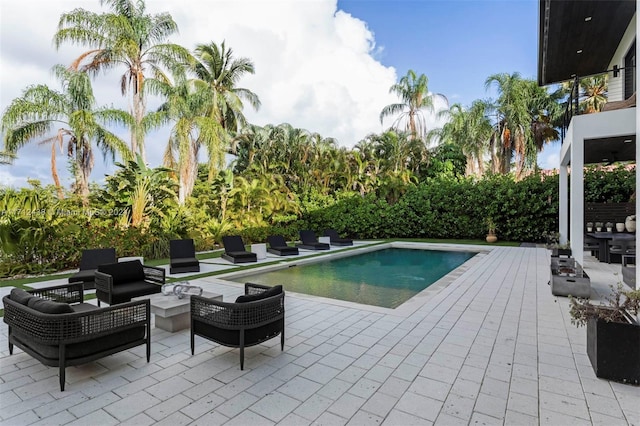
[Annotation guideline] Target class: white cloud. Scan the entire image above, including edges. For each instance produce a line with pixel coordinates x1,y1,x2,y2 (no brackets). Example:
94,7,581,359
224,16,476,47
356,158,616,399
0,0,449,187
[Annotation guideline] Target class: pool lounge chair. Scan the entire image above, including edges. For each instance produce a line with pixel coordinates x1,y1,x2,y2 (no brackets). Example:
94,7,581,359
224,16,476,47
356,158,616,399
222,236,257,263
267,235,299,256
169,239,200,274
297,230,330,250
68,248,117,290
324,229,353,246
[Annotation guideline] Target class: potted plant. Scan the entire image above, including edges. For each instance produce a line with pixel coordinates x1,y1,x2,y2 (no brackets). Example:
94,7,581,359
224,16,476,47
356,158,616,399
626,215,636,233
485,218,497,243
570,285,640,385
595,222,604,232
616,222,626,232
586,222,594,233
605,222,614,232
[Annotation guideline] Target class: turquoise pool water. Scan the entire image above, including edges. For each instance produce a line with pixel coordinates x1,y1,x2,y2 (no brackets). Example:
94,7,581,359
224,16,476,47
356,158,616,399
232,248,476,308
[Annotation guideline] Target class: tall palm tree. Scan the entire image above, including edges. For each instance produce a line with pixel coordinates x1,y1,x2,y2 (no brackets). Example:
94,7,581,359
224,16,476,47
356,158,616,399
154,76,223,205
53,0,191,160
1,65,131,203
380,70,446,141
485,72,532,177
579,75,608,113
192,41,261,132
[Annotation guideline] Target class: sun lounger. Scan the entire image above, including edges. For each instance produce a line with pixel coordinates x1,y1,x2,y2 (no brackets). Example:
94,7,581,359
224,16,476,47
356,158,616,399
169,239,200,274
324,229,353,246
222,236,258,263
297,230,330,250
267,235,299,256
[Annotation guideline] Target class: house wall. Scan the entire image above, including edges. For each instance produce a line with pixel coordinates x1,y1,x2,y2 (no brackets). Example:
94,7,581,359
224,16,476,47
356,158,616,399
608,13,636,101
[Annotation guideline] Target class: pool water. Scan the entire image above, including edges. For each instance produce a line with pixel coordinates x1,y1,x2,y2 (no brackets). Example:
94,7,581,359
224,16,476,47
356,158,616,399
232,248,476,308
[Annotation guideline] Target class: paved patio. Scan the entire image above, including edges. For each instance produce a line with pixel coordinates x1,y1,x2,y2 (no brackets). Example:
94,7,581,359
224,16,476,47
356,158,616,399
1,244,638,425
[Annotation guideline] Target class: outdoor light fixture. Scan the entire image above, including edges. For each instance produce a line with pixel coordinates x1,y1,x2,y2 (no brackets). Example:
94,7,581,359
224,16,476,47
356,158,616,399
613,65,620,77
577,49,583,54
623,139,632,143
584,16,592,21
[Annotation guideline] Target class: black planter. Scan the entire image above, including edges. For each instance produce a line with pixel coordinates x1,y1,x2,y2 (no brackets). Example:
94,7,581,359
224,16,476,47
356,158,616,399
587,316,640,385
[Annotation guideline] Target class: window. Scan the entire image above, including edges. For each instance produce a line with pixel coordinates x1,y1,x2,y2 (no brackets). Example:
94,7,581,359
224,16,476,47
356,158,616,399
624,40,636,99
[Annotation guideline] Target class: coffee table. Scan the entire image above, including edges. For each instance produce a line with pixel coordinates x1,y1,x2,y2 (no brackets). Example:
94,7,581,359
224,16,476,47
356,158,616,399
133,291,222,332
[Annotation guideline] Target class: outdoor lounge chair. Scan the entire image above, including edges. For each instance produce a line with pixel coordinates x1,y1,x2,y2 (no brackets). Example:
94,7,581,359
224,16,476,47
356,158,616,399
68,248,116,290
191,283,285,370
3,283,151,391
95,260,164,305
324,229,353,246
297,230,330,250
222,236,257,263
267,235,299,256
169,239,200,274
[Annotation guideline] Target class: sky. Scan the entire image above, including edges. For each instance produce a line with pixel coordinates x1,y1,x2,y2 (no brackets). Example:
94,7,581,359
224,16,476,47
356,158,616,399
0,0,559,189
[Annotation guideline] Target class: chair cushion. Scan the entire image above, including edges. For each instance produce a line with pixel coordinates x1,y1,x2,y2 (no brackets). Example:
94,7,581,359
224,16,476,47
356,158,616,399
171,257,199,267
236,285,283,303
10,288,34,305
12,326,145,360
193,321,282,347
27,296,74,314
68,269,96,283
98,261,145,285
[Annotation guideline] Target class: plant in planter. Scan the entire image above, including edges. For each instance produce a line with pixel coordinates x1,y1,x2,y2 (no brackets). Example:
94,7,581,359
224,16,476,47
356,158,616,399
586,222,594,232
595,222,604,232
485,217,497,243
605,222,614,232
570,285,640,385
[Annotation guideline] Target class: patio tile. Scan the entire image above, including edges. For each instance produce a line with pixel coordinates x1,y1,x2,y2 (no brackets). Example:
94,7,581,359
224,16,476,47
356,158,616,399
395,391,443,422
278,376,322,401
180,392,226,419
382,408,433,425
347,410,384,425
300,363,341,385
294,394,334,421
103,390,161,421
216,391,260,418
311,411,348,426
145,394,192,421
360,392,398,418
250,392,300,422
66,409,120,426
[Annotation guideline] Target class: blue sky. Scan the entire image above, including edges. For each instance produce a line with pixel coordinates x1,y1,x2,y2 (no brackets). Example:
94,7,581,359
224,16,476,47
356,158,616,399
0,0,559,188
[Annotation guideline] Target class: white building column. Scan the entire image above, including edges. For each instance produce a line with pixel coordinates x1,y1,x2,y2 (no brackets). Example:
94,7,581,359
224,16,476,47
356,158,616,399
570,138,584,266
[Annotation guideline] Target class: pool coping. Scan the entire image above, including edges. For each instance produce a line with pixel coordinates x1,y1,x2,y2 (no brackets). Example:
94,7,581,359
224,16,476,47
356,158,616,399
210,242,492,318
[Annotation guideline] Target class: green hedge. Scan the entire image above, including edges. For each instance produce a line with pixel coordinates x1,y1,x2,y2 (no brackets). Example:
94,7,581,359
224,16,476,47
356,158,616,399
301,174,560,242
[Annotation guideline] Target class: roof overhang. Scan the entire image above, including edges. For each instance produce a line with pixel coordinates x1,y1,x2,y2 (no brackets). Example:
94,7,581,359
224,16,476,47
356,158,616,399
584,135,636,164
538,0,636,86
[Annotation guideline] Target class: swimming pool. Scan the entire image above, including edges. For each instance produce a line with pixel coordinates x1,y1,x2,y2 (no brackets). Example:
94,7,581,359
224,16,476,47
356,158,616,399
230,247,476,308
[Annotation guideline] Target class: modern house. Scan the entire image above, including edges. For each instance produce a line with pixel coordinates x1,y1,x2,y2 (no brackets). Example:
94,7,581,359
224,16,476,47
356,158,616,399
538,0,638,286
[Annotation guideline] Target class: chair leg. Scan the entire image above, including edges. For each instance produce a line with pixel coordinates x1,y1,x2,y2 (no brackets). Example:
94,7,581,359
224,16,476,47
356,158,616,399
191,331,195,356
281,329,285,351
240,332,245,370
59,345,66,391
8,342,13,355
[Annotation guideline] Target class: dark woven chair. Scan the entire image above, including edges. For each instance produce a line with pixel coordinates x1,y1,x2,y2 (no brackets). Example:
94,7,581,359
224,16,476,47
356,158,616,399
95,260,164,306
608,239,635,263
68,248,116,290
267,235,299,256
583,235,600,259
222,236,257,264
324,229,353,246
297,230,330,250
170,239,200,274
191,283,285,370
3,283,151,391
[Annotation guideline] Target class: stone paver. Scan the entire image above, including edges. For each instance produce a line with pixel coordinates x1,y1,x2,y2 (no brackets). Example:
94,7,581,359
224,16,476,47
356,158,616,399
0,244,635,425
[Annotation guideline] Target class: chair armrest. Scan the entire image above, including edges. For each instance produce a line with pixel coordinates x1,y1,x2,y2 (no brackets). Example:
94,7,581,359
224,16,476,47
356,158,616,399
142,265,165,284
29,283,84,304
94,271,114,294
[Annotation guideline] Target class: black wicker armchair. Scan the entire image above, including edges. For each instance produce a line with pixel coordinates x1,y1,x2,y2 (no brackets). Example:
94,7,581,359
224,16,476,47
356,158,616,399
3,283,151,391
190,283,285,369
95,260,164,306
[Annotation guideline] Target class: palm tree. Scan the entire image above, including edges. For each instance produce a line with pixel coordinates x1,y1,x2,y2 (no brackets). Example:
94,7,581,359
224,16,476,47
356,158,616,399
54,0,191,160
192,41,261,133
579,75,608,113
380,70,446,141
2,65,131,203
485,72,532,177
154,76,223,205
